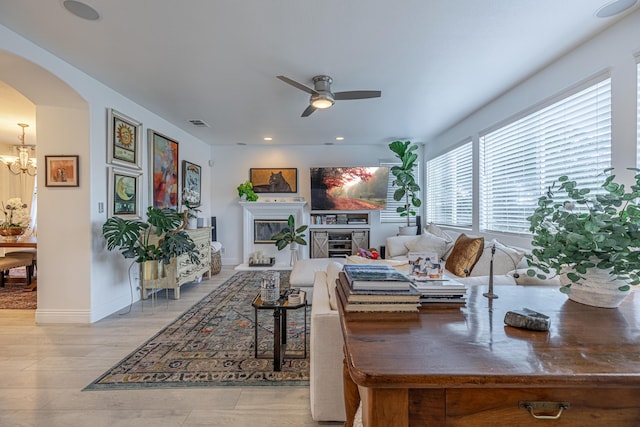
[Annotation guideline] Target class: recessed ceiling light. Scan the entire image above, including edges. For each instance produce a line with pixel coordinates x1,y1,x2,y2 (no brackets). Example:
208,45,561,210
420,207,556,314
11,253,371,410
335,137,344,141
263,137,273,141
595,0,637,17
63,0,100,21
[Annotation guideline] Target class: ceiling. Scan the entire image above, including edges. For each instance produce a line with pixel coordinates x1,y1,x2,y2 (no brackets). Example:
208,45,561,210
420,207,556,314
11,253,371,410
0,0,637,147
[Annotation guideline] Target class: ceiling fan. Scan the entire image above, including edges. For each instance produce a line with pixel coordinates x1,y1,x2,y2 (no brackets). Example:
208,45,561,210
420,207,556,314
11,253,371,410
277,75,381,117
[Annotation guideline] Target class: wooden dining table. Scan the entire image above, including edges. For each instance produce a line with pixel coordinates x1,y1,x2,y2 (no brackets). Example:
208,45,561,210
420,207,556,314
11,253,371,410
0,236,37,290
0,235,37,249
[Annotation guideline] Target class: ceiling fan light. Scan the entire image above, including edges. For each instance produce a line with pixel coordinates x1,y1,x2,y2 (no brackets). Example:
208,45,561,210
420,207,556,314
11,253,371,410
310,94,334,109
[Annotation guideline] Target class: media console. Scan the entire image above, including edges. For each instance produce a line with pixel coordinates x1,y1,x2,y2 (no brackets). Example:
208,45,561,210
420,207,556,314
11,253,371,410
309,211,370,258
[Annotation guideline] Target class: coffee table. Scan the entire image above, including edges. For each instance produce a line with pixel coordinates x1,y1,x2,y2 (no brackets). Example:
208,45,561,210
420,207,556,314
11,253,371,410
252,291,307,371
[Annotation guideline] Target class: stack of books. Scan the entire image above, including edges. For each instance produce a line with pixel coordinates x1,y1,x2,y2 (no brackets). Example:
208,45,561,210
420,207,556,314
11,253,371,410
410,279,467,305
343,264,412,291
337,265,420,312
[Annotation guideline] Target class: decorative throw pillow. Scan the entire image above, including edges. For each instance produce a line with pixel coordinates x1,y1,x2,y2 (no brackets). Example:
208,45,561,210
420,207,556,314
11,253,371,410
326,261,343,310
445,234,485,277
404,233,448,260
470,240,525,277
427,223,456,258
385,235,418,258
426,223,453,243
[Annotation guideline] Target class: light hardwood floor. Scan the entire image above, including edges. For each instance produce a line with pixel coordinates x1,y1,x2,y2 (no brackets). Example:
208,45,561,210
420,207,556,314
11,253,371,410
0,267,342,427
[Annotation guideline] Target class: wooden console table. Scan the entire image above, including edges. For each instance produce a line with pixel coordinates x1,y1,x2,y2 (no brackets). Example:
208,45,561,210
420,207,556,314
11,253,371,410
141,227,211,299
339,284,640,426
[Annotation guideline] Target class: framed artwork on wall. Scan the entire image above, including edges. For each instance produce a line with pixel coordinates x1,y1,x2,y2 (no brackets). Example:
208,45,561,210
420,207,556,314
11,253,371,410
107,108,142,169
249,168,297,193
182,160,201,207
108,167,143,219
45,155,79,187
148,129,179,209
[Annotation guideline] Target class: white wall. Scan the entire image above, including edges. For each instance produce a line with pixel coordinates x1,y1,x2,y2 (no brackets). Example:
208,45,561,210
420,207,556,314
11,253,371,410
426,8,640,249
211,144,404,264
0,25,213,323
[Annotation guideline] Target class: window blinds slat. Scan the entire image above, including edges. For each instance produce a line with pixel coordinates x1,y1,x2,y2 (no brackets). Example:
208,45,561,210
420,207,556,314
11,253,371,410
480,78,611,234
426,141,472,227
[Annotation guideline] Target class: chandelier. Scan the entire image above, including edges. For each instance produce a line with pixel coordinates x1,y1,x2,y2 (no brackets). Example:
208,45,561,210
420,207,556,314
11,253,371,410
1,123,37,176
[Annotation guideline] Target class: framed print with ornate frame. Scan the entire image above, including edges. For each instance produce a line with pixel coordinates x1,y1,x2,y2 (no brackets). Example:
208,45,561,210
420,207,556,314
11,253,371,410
108,167,143,219
45,155,79,187
182,160,202,207
148,129,179,209
107,108,142,170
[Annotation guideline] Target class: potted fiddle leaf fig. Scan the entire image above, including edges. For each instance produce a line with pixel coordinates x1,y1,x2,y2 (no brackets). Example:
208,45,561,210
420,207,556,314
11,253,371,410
272,214,308,265
102,206,200,280
389,140,422,235
526,167,640,308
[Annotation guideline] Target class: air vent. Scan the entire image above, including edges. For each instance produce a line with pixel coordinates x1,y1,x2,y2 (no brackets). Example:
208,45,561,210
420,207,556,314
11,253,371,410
188,119,210,128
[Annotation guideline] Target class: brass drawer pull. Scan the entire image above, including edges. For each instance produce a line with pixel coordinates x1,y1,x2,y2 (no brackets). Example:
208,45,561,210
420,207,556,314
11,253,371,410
519,401,570,420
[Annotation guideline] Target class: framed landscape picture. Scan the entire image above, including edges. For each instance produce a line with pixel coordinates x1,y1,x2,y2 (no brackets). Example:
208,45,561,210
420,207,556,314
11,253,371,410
108,167,142,219
107,108,142,169
148,129,179,209
45,155,79,187
249,168,297,193
182,160,202,207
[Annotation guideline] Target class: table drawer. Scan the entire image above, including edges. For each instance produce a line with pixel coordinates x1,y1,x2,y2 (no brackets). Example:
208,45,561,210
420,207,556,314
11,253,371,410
445,388,640,426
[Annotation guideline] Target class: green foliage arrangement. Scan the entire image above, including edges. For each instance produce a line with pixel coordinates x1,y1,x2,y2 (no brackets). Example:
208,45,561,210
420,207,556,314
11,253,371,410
526,168,640,293
272,214,308,250
389,140,422,226
237,180,258,201
102,206,199,265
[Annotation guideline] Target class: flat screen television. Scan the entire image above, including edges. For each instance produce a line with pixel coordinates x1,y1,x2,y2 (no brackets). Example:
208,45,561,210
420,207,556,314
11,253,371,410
310,166,389,211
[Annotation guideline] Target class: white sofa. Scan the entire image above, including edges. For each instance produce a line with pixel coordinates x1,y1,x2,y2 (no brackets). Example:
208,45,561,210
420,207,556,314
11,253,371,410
310,266,346,422
384,227,560,287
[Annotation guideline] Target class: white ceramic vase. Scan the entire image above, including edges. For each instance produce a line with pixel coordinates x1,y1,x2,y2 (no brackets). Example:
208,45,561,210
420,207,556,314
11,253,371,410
398,226,418,236
560,266,630,308
187,217,198,230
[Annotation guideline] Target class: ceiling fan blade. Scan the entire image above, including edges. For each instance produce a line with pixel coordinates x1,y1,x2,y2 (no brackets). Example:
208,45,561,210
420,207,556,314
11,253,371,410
301,105,316,117
277,75,317,95
334,90,381,100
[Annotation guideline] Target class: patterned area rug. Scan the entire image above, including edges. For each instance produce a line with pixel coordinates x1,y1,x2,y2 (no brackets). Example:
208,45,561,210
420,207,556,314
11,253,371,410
0,278,37,310
85,270,309,390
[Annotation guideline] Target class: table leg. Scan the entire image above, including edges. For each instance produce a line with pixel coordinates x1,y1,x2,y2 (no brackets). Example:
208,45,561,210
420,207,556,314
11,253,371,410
343,346,361,427
282,308,287,345
273,308,282,371
254,306,258,358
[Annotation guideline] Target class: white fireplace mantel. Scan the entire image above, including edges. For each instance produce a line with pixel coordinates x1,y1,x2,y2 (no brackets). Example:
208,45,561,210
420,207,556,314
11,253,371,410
239,201,308,264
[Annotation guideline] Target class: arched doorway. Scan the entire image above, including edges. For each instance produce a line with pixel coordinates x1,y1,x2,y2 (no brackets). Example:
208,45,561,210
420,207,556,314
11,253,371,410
0,50,89,321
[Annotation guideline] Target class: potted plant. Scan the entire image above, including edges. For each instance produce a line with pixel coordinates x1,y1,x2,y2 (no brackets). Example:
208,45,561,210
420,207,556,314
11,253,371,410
272,214,308,265
389,140,422,235
0,198,31,240
102,206,200,280
237,180,258,201
526,168,640,308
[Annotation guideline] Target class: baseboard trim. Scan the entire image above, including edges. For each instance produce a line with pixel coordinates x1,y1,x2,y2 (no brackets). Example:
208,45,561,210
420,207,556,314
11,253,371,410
35,309,91,324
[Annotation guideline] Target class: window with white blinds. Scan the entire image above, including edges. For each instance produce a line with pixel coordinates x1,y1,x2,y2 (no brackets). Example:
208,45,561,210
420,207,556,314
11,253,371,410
480,77,611,234
380,162,420,225
637,61,640,167
426,141,472,227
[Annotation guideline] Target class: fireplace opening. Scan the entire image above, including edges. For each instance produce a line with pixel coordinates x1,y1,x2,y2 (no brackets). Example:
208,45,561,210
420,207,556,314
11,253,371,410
254,219,288,243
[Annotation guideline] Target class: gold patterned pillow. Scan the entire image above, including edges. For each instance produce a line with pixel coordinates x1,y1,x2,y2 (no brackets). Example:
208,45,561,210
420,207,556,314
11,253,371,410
445,234,485,277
